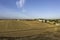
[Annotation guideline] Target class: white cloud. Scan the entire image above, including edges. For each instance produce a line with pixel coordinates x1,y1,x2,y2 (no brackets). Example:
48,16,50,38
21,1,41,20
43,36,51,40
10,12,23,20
16,0,26,8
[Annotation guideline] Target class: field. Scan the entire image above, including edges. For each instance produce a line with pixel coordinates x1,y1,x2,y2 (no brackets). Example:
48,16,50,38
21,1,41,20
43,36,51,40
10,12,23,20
0,20,60,40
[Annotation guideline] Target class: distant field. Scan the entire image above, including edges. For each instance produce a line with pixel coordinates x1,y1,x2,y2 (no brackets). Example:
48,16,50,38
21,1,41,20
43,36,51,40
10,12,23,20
0,20,60,40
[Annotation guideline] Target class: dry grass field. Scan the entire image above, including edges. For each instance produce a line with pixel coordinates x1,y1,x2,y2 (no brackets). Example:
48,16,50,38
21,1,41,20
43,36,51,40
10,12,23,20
0,20,60,40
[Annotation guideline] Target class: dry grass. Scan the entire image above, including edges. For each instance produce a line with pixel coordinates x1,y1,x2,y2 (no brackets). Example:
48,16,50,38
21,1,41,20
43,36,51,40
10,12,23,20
0,20,60,40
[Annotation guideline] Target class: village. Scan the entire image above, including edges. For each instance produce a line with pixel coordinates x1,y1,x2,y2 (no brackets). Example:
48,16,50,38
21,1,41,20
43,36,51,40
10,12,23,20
16,18,60,25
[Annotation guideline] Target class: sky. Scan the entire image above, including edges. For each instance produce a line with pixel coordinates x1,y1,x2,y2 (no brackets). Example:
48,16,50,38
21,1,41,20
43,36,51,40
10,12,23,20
0,0,60,19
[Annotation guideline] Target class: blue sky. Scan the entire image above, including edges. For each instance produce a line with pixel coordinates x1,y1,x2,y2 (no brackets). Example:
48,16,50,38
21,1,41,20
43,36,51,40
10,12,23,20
0,0,60,19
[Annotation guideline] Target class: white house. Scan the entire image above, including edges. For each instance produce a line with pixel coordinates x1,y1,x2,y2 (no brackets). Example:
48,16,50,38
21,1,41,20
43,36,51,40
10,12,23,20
17,19,20,21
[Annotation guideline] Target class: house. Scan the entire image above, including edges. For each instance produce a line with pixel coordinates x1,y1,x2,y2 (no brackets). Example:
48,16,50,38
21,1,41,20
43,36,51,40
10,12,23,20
16,19,20,21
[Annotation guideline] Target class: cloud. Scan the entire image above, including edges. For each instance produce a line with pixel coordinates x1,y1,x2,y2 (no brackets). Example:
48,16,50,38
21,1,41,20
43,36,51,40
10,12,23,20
16,0,26,8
